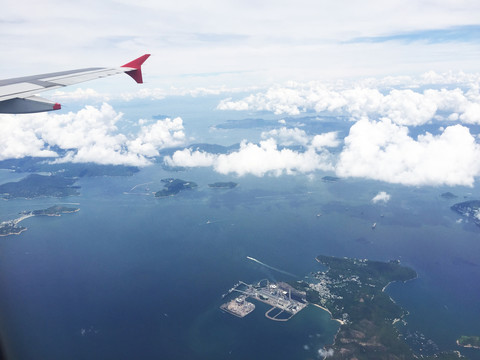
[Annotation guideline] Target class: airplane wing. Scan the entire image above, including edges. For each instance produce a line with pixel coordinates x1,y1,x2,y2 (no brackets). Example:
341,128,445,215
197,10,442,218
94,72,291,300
0,54,150,114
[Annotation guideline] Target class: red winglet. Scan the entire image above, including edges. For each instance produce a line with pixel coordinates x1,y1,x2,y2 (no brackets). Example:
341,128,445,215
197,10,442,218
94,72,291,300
53,103,61,110
121,54,151,84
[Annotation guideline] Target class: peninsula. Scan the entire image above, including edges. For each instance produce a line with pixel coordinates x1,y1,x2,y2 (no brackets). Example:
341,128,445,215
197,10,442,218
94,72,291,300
290,255,461,360
451,200,480,226
155,178,197,197
0,205,79,237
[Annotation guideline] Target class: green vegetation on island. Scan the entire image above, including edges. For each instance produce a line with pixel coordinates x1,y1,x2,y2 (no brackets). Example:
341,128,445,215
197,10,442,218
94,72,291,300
208,182,237,189
0,174,79,199
155,178,197,197
290,255,462,359
457,335,480,349
0,205,79,237
30,205,80,216
451,200,480,226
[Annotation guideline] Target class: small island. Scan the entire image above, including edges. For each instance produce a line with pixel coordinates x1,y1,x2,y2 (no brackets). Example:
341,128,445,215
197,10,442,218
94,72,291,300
441,192,458,199
457,335,480,349
0,174,79,199
208,182,237,189
155,178,197,197
0,205,79,237
451,200,480,226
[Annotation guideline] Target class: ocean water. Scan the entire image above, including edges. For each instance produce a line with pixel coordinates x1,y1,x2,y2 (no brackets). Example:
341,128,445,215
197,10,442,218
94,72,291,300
1,165,479,360
0,98,479,359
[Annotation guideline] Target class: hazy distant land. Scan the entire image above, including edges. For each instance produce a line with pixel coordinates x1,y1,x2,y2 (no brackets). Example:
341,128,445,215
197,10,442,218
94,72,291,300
208,182,238,189
0,174,79,199
441,192,458,199
322,176,340,182
0,205,79,237
0,157,139,177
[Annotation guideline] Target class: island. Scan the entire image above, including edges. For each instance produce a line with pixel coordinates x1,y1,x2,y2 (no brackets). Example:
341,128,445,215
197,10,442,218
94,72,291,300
155,178,197,197
208,182,237,189
451,200,480,226
29,205,80,217
0,174,79,199
457,335,480,349
0,205,79,237
441,192,458,199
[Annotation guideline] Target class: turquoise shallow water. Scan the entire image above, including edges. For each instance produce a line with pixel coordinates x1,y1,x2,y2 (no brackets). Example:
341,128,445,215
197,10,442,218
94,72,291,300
0,164,479,359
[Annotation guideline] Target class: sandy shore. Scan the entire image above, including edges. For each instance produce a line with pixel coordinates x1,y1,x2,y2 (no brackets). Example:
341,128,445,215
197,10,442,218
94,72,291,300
311,303,345,325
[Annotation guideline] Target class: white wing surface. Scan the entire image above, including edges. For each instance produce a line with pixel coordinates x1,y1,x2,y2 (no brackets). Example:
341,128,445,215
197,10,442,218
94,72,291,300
0,54,150,114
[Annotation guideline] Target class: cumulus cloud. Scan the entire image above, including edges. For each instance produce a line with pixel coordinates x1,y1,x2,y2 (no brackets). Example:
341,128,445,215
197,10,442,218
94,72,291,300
261,127,309,146
165,138,335,177
372,191,391,204
311,132,341,149
318,348,334,358
336,118,480,186
0,103,186,166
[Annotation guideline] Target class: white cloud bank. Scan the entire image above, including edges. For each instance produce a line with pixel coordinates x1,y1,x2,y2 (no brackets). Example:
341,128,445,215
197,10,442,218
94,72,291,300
165,118,480,186
217,74,480,126
0,104,186,166
165,135,338,177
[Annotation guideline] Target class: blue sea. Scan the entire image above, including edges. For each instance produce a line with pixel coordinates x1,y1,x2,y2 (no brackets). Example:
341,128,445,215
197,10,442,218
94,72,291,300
0,99,479,359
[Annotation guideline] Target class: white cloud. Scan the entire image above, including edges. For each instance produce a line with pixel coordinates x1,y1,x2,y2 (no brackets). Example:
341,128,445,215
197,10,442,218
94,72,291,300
165,148,217,167
0,104,186,166
0,116,58,160
128,117,185,157
311,132,341,149
261,127,309,146
372,191,391,204
318,348,334,358
336,118,480,186
165,138,335,177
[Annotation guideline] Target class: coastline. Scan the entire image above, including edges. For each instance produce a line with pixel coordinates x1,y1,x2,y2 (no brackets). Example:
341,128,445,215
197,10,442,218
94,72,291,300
0,206,79,237
0,227,27,237
310,303,345,325
456,339,480,349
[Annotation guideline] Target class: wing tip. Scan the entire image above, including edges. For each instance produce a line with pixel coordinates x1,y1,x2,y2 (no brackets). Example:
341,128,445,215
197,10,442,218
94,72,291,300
121,54,151,84
121,54,151,70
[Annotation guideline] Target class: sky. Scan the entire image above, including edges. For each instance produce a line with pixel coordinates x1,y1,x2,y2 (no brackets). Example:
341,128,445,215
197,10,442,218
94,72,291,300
2,0,480,187
2,0,480,87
